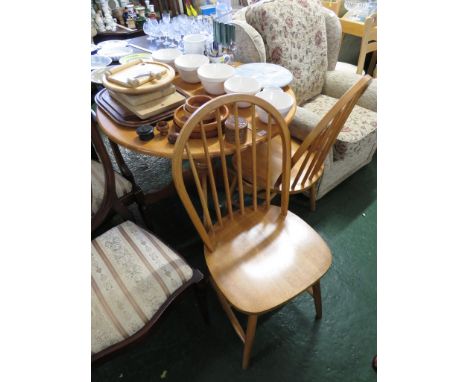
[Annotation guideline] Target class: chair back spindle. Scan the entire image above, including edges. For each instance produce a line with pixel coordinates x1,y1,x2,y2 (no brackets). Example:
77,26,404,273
172,94,291,252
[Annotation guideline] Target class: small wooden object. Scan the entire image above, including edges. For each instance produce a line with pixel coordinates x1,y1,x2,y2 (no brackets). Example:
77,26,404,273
224,115,247,144
156,121,169,136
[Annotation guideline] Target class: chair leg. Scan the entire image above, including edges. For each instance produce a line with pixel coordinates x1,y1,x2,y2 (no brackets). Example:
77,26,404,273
312,281,322,319
242,315,258,370
309,184,317,211
194,280,210,325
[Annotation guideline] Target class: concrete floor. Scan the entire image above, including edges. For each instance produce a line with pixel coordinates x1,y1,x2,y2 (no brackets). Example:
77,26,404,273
92,153,377,382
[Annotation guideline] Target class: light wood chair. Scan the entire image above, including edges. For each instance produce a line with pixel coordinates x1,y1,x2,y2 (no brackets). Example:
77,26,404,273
236,75,373,211
357,14,377,76
171,94,332,369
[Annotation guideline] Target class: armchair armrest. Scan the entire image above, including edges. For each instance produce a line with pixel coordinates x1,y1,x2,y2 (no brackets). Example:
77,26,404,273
323,71,377,112
289,106,322,142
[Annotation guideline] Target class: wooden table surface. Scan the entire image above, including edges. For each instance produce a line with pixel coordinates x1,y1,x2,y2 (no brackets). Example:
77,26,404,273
340,12,366,37
97,73,297,160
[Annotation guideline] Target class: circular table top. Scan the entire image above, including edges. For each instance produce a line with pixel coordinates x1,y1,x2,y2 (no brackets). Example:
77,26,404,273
97,76,297,160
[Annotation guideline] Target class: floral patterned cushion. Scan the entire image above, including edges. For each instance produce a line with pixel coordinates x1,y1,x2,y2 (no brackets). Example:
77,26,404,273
91,160,132,215
231,20,266,63
91,220,194,355
245,0,328,105
303,94,377,160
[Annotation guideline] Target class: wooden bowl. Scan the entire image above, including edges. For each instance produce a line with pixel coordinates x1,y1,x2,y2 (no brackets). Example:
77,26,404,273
185,95,212,113
173,104,229,139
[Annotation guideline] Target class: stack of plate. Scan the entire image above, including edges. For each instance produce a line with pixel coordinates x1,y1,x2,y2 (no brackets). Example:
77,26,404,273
101,59,185,120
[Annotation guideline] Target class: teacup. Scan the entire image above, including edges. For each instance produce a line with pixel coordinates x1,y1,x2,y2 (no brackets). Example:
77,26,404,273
208,54,231,64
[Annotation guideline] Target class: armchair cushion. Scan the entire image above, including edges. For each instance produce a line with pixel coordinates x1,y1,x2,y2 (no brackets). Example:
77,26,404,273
91,160,132,215
231,20,266,63
245,0,328,105
91,220,194,355
322,7,342,71
323,70,377,112
303,94,377,159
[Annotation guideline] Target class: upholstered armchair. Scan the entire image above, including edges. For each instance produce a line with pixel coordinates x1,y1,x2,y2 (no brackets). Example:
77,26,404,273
233,0,377,198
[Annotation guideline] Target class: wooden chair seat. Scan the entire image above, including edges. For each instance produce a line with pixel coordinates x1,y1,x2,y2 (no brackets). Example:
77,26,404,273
206,205,332,314
234,135,324,194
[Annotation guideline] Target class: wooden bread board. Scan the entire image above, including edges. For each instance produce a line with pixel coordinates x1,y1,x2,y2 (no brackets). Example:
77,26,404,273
103,61,175,95
110,90,185,119
109,84,175,106
95,89,183,127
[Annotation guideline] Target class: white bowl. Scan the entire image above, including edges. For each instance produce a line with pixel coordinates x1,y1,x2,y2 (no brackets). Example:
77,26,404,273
197,63,236,95
183,34,207,55
174,54,209,83
152,48,182,70
255,88,294,123
91,55,112,70
224,76,262,108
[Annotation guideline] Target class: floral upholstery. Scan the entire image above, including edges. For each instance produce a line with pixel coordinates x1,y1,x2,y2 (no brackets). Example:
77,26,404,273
322,7,342,70
232,20,266,63
245,0,328,105
91,220,194,355
303,94,377,160
91,160,132,215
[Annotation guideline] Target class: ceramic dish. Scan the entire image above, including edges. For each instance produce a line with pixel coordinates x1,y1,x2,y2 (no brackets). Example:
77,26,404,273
91,55,112,70
97,40,128,49
174,54,209,83
224,76,262,108
235,63,293,88
91,44,98,54
197,63,236,95
152,48,182,69
172,104,229,138
98,46,133,61
255,88,294,123
119,53,153,64
91,65,118,84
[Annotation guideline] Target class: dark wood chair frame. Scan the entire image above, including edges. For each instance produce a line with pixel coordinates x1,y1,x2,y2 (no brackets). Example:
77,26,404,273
91,111,209,364
92,110,151,235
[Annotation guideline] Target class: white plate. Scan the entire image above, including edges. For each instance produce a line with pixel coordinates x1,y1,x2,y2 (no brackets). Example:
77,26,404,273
91,44,98,53
91,65,118,84
119,53,153,64
91,55,112,70
235,63,293,88
97,40,128,49
97,46,133,61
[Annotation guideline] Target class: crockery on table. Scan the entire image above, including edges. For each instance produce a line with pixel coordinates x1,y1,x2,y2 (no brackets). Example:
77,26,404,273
97,40,128,49
98,46,134,62
197,63,235,95
119,53,153,64
152,48,182,70
224,76,262,108
91,55,113,70
255,88,294,124
235,63,293,88
174,54,209,83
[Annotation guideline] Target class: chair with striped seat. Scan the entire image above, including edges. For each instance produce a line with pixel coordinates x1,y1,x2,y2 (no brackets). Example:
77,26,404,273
91,112,205,362
91,220,203,361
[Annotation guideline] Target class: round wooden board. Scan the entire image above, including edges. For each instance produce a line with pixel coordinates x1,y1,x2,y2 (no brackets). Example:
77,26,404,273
102,61,175,95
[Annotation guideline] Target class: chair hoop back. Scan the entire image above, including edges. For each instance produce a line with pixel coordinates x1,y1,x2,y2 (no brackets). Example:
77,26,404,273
357,14,377,74
172,94,292,252
285,75,373,191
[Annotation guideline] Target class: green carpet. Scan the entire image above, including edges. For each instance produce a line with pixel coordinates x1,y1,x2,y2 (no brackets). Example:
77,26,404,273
92,156,377,382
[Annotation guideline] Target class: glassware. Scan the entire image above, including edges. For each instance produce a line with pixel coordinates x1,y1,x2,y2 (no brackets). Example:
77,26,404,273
344,0,370,21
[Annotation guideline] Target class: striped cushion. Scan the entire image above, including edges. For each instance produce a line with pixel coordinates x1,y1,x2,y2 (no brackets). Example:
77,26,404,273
91,220,194,355
91,160,132,215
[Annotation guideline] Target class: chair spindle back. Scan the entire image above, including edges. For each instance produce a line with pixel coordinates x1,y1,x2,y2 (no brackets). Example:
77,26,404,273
281,75,373,192
172,94,292,252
